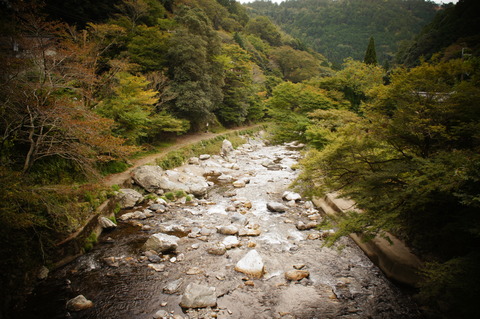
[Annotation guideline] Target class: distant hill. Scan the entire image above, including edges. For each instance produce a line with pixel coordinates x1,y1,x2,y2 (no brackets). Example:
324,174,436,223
397,0,480,66
246,0,438,67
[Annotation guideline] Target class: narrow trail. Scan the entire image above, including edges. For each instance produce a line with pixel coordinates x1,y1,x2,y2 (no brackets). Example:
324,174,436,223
103,125,261,187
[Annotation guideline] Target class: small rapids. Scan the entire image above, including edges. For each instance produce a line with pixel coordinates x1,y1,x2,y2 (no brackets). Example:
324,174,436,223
21,138,422,319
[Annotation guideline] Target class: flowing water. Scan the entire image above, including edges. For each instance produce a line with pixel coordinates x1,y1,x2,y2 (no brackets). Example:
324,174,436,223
22,138,422,319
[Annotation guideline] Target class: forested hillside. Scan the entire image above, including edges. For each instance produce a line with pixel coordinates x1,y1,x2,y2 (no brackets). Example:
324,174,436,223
246,0,438,67
0,0,329,315
398,0,480,66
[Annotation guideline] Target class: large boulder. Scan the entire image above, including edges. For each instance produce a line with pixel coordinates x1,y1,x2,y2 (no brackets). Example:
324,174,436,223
180,283,217,308
221,139,234,158
234,249,265,278
131,165,165,193
117,189,143,209
132,165,209,197
143,233,179,252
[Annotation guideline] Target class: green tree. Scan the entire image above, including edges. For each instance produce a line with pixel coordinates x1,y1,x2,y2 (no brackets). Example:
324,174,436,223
297,58,480,317
364,36,377,65
245,16,282,46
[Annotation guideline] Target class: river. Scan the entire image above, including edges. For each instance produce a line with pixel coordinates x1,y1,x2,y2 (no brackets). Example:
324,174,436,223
22,136,422,319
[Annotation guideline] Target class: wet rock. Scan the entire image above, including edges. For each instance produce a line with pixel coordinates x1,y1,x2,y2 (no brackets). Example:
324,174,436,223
153,309,169,318
285,270,310,281
188,157,200,165
163,278,184,294
238,228,261,237
207,244,227,255
199,154,211,160
66,295,93,312
99,216,117,230
180,283,217,308
217,225,238,235
296,221,318,230
117,189,143,209
282,191,302,202
221,139,234,158
266,202,288,213
143,233,179,253
234,249,265,278
148,263,166,272
223,236,240,249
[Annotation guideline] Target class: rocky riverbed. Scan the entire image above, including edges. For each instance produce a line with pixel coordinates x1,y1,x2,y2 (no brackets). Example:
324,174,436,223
23,136,422,319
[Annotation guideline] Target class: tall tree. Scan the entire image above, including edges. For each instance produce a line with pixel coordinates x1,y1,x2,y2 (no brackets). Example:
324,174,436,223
364,36,377,65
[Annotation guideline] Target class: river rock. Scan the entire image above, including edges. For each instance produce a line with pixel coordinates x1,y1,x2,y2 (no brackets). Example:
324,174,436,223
234,250,265,278
296,221,318,230
131,165,165,193
180,283,217,308
282,191,302,202
143,233,179,252
238,228,261,237
217,225,239,235
267,202,288,213
163,278,184,294
207,244,227,255
66,295,93,312
221,139,234,158
199,154,211,160
285,270,310,281
231,212,247,225
149,204,167,212
232,180,246,188
117,189,143,209
148,263,165,272
37,266,49,280
223,236,240,249
188,157,200,165
103,257,120,267
99,216,117,230
153,309,169,319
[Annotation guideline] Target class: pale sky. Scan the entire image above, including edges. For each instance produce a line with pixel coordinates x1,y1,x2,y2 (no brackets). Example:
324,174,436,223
239,0,459,4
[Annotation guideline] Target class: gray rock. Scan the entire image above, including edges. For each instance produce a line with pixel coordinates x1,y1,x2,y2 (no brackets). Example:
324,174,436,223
149,204,167,212
282,191,302,202
66,295,93,312
143,233,179,252
117,189,143,209
180,283,217,308
223,236,240,249
199,154,211,160
267,202,288,213
234,249,265,278
132,165,165,193
231,212,247,225
99,216,117,229
221,139,234,158
163,278,184,294
296,221,318,230
188,157,200,165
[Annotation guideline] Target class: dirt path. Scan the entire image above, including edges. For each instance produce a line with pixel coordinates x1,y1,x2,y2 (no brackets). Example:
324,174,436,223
103,125,261,187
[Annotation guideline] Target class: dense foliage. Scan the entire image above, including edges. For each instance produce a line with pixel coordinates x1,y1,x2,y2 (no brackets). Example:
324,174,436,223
246,0,437,67
398,0,480,66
